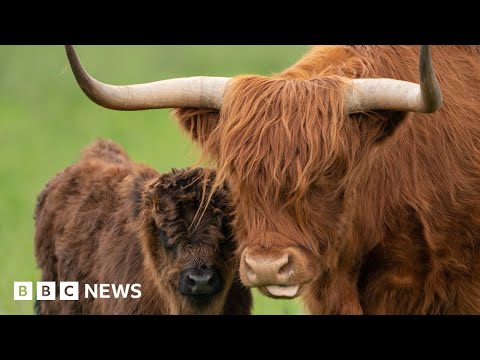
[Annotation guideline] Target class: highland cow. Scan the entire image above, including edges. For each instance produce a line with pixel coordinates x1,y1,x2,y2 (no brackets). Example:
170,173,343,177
66,45,480,314
34,139,252,315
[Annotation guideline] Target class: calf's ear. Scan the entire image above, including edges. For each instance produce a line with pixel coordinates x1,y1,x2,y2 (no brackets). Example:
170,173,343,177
146,173,176,194
143,175,171,211
172,108,220,147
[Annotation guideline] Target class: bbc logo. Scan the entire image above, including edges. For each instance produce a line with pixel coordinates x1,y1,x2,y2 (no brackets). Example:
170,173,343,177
14,281,78,301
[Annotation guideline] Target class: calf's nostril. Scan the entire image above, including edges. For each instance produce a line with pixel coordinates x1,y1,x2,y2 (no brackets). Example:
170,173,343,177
187,275,196,287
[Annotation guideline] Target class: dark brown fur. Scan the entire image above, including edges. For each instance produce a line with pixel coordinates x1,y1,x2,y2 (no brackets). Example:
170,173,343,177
34,139,252,314
174,46,480,314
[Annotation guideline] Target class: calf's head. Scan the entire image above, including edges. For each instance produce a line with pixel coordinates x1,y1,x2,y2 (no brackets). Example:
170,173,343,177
140,168,244,314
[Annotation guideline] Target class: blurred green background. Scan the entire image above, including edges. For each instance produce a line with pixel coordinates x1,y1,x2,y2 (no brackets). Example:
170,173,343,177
0,45,309,315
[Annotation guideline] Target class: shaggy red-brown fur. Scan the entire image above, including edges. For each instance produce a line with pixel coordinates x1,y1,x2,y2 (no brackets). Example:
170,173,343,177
34,139,252,315
175,46,480,314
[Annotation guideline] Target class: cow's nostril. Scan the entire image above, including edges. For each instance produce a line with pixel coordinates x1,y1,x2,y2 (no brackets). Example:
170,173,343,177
278,255,292,276
277,254,289,269
244,255,255,271
244,255,258,281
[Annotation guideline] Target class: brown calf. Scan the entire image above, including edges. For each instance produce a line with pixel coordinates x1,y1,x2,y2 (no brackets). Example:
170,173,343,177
34,139,251,314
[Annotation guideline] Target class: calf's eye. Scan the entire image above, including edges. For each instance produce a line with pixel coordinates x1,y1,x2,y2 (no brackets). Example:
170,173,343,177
158,229,174,250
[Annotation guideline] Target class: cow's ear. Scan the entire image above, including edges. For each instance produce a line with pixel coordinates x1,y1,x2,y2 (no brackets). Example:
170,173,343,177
172,108,220,147
351,110,409,144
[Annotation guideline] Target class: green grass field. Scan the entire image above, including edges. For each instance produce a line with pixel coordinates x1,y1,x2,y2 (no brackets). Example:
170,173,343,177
0,45,309,315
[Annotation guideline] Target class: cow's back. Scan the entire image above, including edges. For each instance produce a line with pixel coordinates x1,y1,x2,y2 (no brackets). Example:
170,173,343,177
340,46,480,313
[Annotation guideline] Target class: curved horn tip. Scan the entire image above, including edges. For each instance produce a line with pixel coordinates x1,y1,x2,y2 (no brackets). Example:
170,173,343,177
419,45,443,113
63,46,229,110
64,45,77,62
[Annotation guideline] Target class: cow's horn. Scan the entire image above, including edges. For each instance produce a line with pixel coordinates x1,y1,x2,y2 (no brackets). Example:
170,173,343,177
345,45,443,114
65,45,230,110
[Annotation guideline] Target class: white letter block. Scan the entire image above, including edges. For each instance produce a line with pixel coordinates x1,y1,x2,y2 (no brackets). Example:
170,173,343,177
60,281,79,300
37,281,56,300
14,282,32,301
